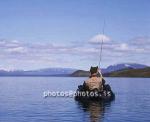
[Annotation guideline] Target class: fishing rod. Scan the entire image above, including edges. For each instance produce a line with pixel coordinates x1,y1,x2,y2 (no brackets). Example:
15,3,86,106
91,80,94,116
98,20,106,69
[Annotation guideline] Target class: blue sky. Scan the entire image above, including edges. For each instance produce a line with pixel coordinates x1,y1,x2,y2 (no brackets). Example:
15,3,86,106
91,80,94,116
0,0,150,70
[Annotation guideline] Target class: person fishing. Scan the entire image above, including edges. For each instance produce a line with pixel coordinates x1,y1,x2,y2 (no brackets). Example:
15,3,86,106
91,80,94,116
84,66,103,91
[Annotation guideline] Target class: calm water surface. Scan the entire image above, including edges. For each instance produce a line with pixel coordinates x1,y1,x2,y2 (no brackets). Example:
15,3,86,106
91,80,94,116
0,77,150,122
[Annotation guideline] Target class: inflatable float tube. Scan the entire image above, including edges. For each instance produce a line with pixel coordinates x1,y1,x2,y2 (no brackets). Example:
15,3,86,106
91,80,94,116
75,84,115,102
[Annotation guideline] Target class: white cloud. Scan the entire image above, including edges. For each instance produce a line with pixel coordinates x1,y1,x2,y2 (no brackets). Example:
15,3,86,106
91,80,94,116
74,47,98,53
0,35,150,70
89,34,111,44
135,48,145,53
131,36,150,45
5,46,28,53
119,43,129,51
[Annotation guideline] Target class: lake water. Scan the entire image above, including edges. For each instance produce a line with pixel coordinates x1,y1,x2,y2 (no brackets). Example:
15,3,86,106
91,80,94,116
0,77,150,122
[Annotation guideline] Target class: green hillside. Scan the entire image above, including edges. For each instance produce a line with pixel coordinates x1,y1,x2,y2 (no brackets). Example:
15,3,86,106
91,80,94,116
107,67,150,77
70,67,150,77
70,70,90,77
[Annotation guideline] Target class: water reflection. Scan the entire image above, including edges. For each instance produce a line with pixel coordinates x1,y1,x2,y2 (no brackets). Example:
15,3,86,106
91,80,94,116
76,100,112,122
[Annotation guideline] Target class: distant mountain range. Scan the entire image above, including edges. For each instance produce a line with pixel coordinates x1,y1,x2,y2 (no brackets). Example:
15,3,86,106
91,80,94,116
70,63,150,77
0,68,76,76
101,63,147,73
0,63,149,77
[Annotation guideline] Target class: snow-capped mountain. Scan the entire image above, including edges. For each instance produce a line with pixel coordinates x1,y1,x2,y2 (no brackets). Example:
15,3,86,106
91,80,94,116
102,63,148,73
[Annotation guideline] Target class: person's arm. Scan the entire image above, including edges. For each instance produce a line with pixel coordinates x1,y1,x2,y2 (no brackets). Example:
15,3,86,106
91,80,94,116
98,69,103,78
83,80,89,90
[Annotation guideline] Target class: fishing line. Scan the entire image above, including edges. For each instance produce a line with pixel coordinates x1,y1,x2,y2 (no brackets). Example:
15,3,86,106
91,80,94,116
98,20,106,68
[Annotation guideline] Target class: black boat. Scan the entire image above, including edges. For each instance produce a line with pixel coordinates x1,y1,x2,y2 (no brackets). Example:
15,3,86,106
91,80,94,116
75,80,115,102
